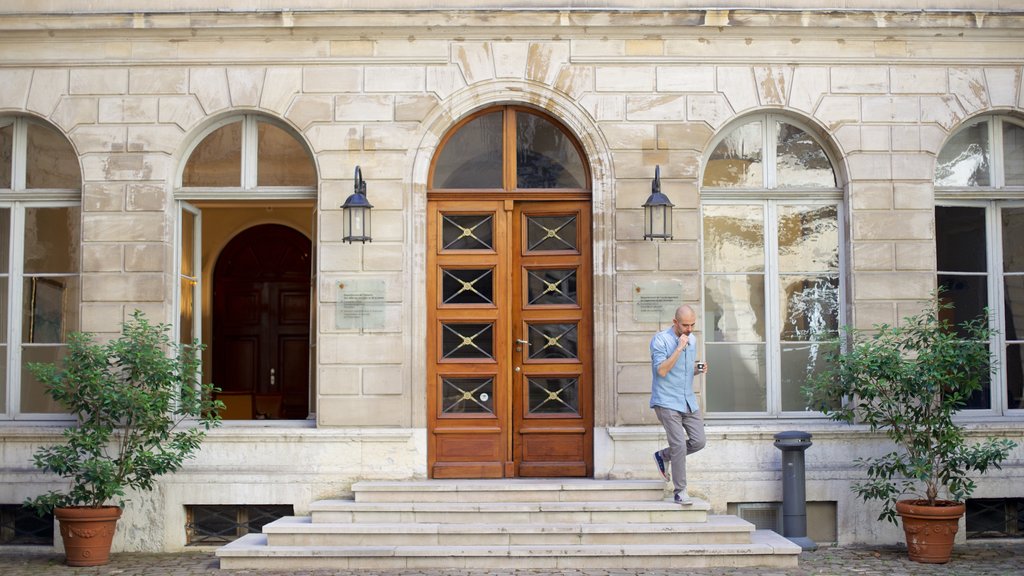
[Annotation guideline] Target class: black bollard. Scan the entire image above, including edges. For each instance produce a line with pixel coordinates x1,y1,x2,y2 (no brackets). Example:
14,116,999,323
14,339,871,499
773,430,817,551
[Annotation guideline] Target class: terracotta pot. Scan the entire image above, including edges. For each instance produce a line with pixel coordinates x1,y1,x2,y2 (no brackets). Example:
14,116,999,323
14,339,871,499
54,506,122,567
896,499,965,564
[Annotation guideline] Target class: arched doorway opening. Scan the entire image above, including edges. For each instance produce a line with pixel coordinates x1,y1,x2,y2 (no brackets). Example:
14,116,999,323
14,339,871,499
213,224,312,420
426,105,593,478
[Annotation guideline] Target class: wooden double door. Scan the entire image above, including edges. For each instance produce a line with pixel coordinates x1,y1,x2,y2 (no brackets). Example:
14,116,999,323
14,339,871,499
427,199,593,478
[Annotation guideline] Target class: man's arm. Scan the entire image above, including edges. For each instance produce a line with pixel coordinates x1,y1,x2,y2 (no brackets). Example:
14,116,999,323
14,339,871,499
656,334,688,378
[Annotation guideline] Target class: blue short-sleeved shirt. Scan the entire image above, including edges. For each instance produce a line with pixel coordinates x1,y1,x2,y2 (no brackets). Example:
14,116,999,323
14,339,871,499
649,326,699,413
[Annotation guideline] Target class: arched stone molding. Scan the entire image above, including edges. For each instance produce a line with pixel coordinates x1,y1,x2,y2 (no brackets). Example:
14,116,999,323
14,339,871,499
406,78,616,432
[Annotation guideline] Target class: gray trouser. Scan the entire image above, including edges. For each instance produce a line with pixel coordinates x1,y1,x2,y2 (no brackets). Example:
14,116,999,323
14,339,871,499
654,405,707,497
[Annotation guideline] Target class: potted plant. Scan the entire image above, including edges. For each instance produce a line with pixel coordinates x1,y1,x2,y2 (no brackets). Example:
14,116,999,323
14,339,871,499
806,295,1016,564
24,311,222,566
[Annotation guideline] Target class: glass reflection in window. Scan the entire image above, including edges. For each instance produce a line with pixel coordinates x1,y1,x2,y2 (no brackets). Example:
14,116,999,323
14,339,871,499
0,122,12,189
26,123,79,189
256,122,316,187
935,119,990,187
1005,121,1024,187
704,121,763,187
516,112,586,189
432,112,503,189
777,205,839,273
776,122,835,188
182,121,242,187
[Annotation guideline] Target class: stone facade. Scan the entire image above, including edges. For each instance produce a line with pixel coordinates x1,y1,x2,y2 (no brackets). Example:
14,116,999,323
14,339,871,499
1,3,1023,552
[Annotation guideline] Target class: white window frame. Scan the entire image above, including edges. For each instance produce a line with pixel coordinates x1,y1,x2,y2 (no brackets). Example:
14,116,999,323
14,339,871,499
0,117,81,420
936,114,1024,419
173,113,317,425
701,113,846,419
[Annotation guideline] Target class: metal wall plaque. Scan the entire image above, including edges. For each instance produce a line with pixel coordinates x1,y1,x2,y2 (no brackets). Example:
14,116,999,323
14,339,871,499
632,280,682,323
336,279,386,330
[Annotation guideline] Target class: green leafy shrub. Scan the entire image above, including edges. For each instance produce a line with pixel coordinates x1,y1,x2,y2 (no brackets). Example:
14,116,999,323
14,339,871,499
806,295,1016,524
25,311,222,514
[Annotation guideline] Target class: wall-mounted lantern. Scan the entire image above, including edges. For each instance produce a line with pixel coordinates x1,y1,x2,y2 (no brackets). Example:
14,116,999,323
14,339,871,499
643,165,673,241
341,166,373,243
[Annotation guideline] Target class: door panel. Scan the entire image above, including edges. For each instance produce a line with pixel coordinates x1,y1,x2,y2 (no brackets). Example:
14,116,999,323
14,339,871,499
427,199,591,478
513,201,592,477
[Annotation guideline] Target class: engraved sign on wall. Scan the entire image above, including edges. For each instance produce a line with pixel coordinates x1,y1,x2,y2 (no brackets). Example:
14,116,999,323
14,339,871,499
336,279,386,331
632,280,683,323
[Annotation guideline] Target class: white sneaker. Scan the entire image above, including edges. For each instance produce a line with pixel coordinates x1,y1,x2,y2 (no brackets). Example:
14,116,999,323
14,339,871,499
674,492,693,506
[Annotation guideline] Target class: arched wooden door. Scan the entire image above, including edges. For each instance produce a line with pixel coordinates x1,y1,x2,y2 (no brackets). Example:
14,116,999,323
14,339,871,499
427,106,593,478
213,224,311,419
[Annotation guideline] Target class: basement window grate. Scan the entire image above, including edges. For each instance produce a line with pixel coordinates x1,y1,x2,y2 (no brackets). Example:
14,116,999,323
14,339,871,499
186,505,292,545
733,502,783,533
0,504,53,546
967,498,1024,539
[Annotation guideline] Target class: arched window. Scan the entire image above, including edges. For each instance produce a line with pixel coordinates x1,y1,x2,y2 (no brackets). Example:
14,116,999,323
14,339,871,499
178,115,316,191
430,106,589,192
0,116,81,417
700,114,842,417
934,115,1024,414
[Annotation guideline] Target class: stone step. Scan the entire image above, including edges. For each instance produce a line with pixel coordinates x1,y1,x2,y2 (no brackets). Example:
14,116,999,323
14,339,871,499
263,515,753,546
310,498,710,524
352,479,668,503
217,530,801,570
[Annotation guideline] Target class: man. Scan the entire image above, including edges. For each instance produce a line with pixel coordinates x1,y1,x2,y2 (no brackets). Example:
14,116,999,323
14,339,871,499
650,304,707,505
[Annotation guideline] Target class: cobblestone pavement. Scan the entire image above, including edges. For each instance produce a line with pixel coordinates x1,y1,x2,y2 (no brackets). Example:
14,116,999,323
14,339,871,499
3,542,1024,576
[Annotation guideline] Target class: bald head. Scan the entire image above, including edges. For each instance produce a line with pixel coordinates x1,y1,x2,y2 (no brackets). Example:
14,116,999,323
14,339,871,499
673,305,696,337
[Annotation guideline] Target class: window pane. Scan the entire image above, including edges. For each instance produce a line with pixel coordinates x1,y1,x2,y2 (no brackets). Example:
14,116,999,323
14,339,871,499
705,275,766,342
704,121,763,187
182,121,241,187
935,119,990,187
432,112,502,189
703,204,764,273
1007,343,1024,410
527,269,577,306
1005,276,1024,341
0,207,10,271
256,121,316,187
935,206,986,273
780,275,840,341
24,207,79,274
442,268,493,305
0,343,5,412
22,275,79,343
776,122,835,188
516,111,586,189
0,122,12,189
26,122,80,189
705,343,766,412
1004,121,1024,186
180,277,195,345
441,323,493,360
526,215,577,252
181,209,195,276
777,204,839,273
781,342,837,412
528,377,579,415
527,323,579,360
1002,207,1024,273
441,214,493,250
20,345,67,413
442,377,494,414
937,274,988,336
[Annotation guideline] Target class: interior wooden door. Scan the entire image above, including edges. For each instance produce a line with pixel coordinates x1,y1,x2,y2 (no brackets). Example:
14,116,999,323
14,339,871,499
427,199,592,478
213,224,311,419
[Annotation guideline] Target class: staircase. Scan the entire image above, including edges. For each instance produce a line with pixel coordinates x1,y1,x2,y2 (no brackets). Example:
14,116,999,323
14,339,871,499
217,479,801,570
